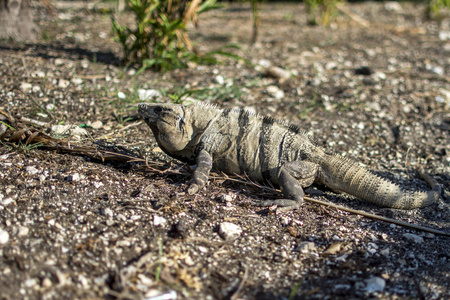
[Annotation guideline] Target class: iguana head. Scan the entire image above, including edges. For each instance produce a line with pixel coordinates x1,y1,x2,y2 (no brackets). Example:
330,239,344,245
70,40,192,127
139,103,193,152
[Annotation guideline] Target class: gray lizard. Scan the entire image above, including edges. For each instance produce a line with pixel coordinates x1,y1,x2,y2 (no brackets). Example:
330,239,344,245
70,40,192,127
138,102,441,211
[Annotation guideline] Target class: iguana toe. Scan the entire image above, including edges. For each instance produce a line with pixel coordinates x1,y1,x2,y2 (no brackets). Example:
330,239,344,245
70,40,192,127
256,199,302,211
187,184,199,195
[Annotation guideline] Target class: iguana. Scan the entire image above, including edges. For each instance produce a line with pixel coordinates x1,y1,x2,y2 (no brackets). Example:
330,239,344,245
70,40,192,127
138,102,441,211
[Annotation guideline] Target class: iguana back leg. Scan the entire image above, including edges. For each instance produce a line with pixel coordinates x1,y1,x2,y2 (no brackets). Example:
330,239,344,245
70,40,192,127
187,149,213,195
258,161,318,212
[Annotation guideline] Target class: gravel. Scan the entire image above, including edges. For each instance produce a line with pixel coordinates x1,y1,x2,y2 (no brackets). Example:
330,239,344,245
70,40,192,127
0,1,449,299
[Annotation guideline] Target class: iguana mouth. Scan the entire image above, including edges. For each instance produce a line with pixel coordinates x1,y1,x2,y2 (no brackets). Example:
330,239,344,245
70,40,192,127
139,103,178,127
138,103,158,122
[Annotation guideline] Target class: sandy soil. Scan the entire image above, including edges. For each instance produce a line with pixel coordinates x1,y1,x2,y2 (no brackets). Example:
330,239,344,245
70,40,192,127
0,1,449,299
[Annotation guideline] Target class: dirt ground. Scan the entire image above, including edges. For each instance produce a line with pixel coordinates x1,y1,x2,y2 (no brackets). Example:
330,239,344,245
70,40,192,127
1,1,449,299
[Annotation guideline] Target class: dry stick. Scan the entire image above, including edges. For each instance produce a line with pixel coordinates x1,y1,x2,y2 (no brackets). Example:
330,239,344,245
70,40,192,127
117,121,143,132
337,4,370,27
303,196,449,237
230,264,249,300
119,205,163,215
18,116,49,127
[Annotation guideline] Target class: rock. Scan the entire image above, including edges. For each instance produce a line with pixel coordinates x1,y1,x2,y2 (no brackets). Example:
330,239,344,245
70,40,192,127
26,166,39,176
198,246,208,253
153,215,167,226
65,173,80,182
0,197,13,206
17,226,29,237
384,2,402,12
0,228,9,245
138,89,161,101
380,248,390,256
257,59,272,68
32,71,46,78
58,79,70,88
325,62,338,70
334,284,351,291
51,125,88,139
24,278,38,288
438,88,450,109
425,64,444,75
365,49,376,57
20,82,33,91
46,103,55,111
101,208,114,218
145,290,177,300
439,31,450,41
214,75,225,85
263,66,292,80
295,241,317,254
367,102,381,112
322,94,333,111
41,278,52,288
137,274,154,286
168,219,190,238
0,122,6,136
444,43,450,52
217,194,233,202
323,242,343,255
90,120,103,129
81,60,90,69
218,222,242,241
364,276,385,293
54,58,65,66
78,274,89,287
117,92,126,99
372,72,386,81
266,85,285,100
116,239,131,247
280,216,290,226
71,78,83,85
402,105,412,114
403,233,424,243
354,66,373,76
308,78,322,86
116,213,127,222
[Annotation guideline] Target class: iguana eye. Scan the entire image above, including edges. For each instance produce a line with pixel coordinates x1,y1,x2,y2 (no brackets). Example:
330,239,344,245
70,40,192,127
154,107,162,114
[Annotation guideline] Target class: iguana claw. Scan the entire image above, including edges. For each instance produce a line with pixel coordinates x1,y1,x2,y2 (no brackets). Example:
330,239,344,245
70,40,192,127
187,184,199,195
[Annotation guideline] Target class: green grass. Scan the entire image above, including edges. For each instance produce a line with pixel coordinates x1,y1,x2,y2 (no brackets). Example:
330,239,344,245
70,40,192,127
427,0,450,19
111,0,224,72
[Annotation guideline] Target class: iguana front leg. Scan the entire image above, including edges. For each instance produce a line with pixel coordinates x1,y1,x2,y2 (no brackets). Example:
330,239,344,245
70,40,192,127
187,149,213,195
259,161,318,212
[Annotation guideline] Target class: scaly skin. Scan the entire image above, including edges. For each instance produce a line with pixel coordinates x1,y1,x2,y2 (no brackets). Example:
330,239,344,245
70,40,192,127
138,102,441,211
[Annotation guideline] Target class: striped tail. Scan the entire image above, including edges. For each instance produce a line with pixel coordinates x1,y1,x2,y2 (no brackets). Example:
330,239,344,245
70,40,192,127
317,155,441,209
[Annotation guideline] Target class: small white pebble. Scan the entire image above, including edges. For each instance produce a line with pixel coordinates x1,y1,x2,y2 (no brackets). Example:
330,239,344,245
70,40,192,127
153,215,167,226
26,166,39,175
0,228,9,244
17,226,29,237
218,222,242,241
